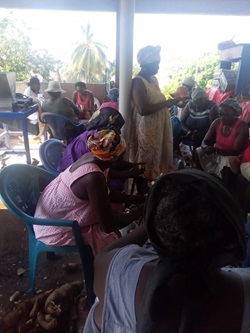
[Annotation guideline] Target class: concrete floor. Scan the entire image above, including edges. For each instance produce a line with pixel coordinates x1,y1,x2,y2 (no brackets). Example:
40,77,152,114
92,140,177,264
0,130,41,169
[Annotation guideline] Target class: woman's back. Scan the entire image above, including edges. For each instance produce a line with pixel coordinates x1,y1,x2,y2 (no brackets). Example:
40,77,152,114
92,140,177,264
185,100,216,132
88,244,250,333
42,97,78,122
138,265,247,333
86,169,248,333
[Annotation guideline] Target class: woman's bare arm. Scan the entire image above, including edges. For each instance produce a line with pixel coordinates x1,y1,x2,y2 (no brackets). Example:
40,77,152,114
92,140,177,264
93,224,149,329
201,119,219,149
180,103,191,133
132,78,181,116
72,91,77,104
71,172,144,233
63,97,81,116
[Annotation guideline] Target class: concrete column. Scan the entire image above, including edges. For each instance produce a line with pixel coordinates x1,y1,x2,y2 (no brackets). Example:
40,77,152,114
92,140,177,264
115,9,120,88
118,0,135,147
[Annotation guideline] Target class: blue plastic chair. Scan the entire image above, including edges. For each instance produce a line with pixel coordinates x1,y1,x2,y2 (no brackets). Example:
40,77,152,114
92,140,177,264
0,164,95,306
39,139,66,176
41,112,85,144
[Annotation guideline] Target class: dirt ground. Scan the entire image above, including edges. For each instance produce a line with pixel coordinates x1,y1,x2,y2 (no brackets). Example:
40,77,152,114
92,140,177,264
0,203,85,315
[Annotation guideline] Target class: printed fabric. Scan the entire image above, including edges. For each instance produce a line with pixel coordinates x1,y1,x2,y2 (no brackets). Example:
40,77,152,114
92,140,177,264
129,75,173,180
34,163,118,256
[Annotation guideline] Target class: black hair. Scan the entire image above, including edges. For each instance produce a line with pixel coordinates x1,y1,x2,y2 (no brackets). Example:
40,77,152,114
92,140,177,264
219,99,242,117
28,77,40,86
152,179,237,260
137,170,246,333
75,81,86,89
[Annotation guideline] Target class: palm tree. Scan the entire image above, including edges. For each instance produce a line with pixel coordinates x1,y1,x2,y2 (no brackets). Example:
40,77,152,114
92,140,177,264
66,23,107,83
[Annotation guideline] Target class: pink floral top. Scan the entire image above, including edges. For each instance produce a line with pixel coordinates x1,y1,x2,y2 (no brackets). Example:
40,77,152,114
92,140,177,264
34,163,118,256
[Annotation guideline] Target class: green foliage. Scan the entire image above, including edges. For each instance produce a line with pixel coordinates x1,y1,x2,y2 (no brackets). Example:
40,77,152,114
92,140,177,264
0,18,32,81
132,64,140,77
31,49,59,81
64,23,108,83
0,17,57,81
106,60,116,82
162,52,220,98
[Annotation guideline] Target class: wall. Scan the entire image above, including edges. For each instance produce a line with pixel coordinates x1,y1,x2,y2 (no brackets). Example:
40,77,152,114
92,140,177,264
16,82,107,104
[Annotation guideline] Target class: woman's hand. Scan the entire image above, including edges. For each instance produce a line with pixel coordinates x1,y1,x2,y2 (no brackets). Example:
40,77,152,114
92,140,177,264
191,130,198,141
128,166,142,178
130,162,146,176
185,130,193,140
175,97,190,107
202,146,216,155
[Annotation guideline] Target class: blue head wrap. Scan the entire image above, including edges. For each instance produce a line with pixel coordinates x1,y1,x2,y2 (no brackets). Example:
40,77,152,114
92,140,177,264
108,88,119,102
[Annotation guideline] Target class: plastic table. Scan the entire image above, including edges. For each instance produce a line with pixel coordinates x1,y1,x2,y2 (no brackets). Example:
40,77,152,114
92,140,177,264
0,104,38,164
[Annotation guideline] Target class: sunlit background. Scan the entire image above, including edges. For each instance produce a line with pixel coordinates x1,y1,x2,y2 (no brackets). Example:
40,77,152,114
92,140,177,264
1,8,250,88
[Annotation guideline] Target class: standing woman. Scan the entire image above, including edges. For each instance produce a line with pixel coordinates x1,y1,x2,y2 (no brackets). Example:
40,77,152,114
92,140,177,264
130,45,183,181
196,98,249,177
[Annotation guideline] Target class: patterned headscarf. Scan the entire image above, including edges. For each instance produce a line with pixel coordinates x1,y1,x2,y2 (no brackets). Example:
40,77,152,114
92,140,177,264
87,129,126,161
137,45,161,66
220,98,242,116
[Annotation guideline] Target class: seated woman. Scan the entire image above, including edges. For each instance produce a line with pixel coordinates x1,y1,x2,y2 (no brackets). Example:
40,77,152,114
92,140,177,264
228,144,250,182
72,81,96,120
57,90,147,194
87,88,120,123
169,86,190,150
101,87,119,110
196,98,249,177
57,113,146,195
83,169,249,333
23,77,45,139
57,100,125,173
34,129,143,257
180,87,219,150
42,81,82,122
23,77,43,98
238,146,250,182
42,81,85,137
85,91,123,132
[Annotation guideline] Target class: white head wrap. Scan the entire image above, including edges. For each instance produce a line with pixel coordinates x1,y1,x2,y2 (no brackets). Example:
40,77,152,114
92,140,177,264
137,45,161,66
182,77,196,87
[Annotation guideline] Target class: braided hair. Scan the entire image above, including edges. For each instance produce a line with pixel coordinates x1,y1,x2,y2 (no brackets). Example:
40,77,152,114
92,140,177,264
137,169,246,333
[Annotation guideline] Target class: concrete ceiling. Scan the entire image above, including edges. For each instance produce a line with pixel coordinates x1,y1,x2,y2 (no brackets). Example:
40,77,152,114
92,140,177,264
1,0,250,16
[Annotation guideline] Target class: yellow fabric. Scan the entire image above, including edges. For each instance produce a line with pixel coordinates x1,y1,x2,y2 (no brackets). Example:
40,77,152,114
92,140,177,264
129,75,173,180
87,129,126,161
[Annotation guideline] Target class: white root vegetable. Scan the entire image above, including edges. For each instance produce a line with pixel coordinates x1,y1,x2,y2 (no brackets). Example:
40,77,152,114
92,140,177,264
44,281,83,317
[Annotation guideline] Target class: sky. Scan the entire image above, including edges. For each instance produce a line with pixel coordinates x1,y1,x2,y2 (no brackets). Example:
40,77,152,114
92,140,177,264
1,8,250,84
